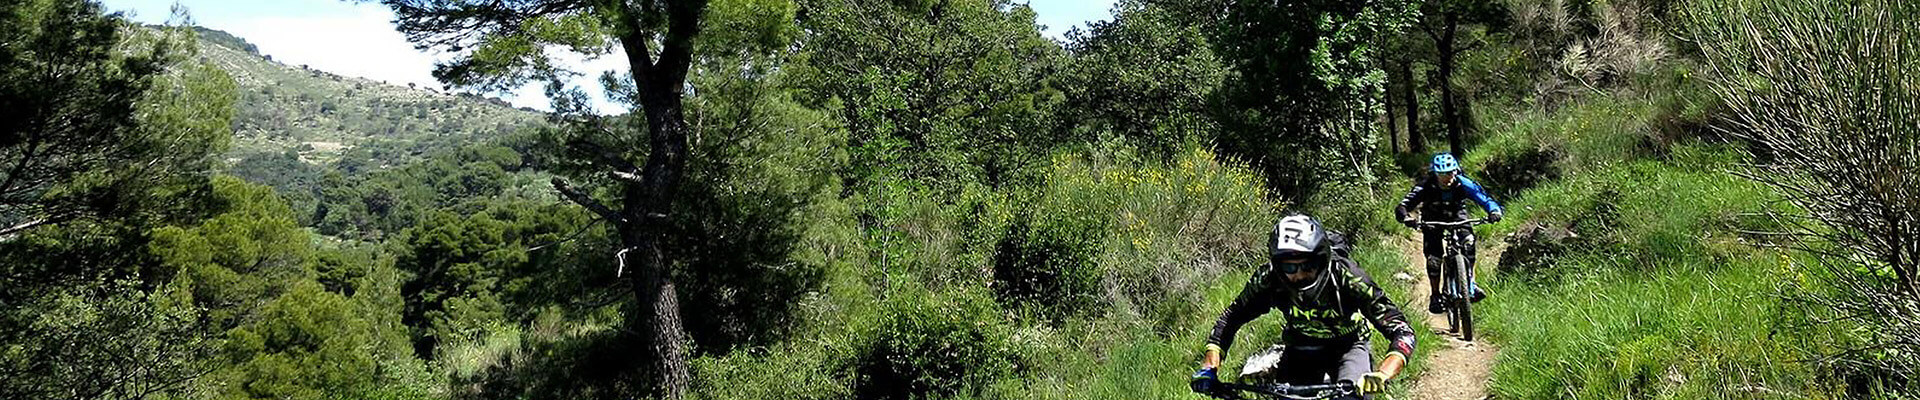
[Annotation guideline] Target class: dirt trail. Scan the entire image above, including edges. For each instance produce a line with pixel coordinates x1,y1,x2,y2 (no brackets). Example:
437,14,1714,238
1390,235,1498,400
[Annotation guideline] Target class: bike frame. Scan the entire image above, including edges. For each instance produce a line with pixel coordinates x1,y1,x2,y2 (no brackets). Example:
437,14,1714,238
1419,218,1486,341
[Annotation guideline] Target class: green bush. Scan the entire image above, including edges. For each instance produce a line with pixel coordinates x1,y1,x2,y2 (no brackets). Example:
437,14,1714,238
692,345,847,400
993,216,1106,322
854,179,1016,292
847,288,1021,400
1475,140,1564,200
1304,177,1406,242
1029,146,1275,332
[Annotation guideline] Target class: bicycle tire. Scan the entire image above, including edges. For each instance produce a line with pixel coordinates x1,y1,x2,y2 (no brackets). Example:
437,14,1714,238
1443,261,1459,331
1455,253,1475,341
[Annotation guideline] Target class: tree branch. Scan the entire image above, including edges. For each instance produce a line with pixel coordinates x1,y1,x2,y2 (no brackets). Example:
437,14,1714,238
552,177,624,223
612,0,658,90
0,213,73,241
648,0,710,94
1459,37,1488,53
567,137,641,174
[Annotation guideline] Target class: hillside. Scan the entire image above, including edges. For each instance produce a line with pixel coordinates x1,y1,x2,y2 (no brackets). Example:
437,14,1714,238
10,2,1917,400
182,26,543,166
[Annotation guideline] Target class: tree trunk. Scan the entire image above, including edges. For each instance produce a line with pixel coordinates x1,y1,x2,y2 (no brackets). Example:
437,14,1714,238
626,228,690,400
628,61,695,400
1438,13,1465,158
1385,63,1401,155
1400,61,1424,154
615,2,707,397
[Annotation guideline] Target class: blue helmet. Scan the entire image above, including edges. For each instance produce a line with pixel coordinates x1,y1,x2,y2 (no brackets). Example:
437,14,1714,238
1431,153,1460,173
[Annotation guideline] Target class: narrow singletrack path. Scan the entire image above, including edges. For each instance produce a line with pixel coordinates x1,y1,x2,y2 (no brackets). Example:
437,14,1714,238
1391,235,1497,400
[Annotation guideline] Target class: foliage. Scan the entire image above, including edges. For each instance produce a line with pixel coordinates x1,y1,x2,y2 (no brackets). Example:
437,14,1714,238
0,3,237,398
1060,0,1226,158
1024,146,1276,331
846,287,1021,400
793,0,1066,189
669,38,843,353
148,176,420,399
992,213,1106,322
308,142,530,239
0,278,212,399
0,0,231,237
1688,0,1920,390
1207,0,1415,197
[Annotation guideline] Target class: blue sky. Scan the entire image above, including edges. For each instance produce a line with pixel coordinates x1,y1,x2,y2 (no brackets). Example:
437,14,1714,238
98,0,1115,113
1026,0,1118,38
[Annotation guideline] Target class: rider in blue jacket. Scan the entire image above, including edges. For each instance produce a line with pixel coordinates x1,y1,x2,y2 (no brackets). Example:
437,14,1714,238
1395,153,1503,314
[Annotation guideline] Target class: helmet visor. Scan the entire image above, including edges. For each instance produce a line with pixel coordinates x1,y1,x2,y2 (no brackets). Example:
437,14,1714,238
1276,258,1311,274
1273,251,1321,274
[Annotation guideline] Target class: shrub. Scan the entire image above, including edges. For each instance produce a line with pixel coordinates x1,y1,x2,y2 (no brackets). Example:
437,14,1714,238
847,288,1021,400
1690,0,1920,390
1303,177,1404,242
1475,140,1564,200
692,345,847,400
1027,146,1275,331
992,216,1105,322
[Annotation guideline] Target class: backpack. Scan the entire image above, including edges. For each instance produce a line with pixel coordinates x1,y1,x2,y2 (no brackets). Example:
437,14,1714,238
1325,229,1354,259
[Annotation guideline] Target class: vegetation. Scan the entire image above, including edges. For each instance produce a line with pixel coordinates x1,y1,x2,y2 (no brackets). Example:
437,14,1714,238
4,0,1917,399
1690,0,1920,390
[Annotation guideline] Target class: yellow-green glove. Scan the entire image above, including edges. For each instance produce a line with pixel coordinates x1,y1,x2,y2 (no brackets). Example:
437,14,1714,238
1361,371,1390,394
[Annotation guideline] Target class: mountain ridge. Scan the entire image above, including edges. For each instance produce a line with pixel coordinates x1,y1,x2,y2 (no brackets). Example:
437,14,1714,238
174,25,545,166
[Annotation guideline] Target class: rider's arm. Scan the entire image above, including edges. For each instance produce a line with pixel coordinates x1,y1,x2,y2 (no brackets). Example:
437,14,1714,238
1338,261,1417,378
1205,265,1278,368
1459,176,1504,215
1394,181,1427,222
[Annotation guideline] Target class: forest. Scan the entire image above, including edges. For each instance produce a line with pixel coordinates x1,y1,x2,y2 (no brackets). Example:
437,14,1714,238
3,0,1918,399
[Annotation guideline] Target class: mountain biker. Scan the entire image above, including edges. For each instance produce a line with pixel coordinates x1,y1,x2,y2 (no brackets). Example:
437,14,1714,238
1395,153,1504,314
1189,214,1417,399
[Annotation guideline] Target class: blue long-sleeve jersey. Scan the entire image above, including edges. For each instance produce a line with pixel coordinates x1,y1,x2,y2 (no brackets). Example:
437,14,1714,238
1395,174,1503,222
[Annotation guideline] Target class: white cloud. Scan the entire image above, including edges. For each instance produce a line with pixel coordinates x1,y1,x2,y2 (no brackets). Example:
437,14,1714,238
498,47,633,115
221,4,629,114
224,7,445,91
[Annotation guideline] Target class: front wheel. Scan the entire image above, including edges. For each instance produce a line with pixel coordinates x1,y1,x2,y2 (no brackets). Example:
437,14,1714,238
1453,254,1475,341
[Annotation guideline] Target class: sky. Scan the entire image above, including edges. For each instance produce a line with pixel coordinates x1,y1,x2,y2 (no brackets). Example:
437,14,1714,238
97,0,1116,114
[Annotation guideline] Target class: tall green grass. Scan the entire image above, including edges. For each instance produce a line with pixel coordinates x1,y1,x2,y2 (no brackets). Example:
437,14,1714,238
1469,83,1833,398
1484,255,1821,399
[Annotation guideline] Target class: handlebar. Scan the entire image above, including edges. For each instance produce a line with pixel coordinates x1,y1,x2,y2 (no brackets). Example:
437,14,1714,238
1211,381,1359,400
1414,218,1487,230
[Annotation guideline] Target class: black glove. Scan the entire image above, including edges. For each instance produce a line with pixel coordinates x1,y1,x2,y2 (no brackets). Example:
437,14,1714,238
1488,212,1504,223
1401,217,1419,228
1190,367,1219,394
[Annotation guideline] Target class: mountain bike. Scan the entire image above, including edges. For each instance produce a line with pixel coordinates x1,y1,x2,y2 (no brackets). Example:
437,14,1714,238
1418,218,1488,342
1204,380,1360,400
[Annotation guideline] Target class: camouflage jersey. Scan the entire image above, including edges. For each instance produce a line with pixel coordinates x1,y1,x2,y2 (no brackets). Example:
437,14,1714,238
1206,255,1417,357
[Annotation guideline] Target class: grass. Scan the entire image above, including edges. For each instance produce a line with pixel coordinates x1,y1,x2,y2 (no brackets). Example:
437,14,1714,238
1482,254,1823,399
1465,79,1834,398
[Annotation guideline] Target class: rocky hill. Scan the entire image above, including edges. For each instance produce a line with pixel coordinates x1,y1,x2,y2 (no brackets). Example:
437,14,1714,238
182,26,543,166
